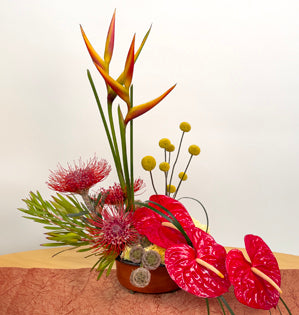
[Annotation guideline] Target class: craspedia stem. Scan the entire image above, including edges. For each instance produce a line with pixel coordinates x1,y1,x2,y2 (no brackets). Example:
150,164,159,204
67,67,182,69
149,171,158,195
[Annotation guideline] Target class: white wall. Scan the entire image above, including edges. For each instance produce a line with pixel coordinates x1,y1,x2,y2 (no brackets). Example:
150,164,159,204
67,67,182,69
1,0,298,255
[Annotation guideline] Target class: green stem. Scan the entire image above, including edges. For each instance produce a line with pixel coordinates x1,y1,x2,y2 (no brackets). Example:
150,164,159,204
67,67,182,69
107,101,125,189
205,298,210,315
169,131,185,190
217,297,226,314
173,154,193,198
129,86,134,210
219,296,235,315
279,296,292,314
118,107,132,209
87,70,125,188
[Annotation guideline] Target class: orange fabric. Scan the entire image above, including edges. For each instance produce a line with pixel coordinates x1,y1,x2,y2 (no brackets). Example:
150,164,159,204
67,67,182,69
0,268,298,314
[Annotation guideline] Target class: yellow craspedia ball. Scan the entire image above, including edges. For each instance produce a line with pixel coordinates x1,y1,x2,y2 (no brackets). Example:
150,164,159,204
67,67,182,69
166,144,175,152
166,184,176,193
159,162,170,172
188,145,201,156
141,156,156,171
178,172,188,181
180,122,191,132
159,138,171,149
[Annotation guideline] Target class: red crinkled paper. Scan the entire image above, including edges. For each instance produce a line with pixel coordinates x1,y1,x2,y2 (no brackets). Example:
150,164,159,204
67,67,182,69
133,195,195,248
165,227,230,298
226,234,281,310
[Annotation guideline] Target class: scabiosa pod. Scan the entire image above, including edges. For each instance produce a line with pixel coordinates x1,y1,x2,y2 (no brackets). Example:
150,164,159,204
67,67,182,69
130,267,151,288
142,249,161,270
129,246,145,264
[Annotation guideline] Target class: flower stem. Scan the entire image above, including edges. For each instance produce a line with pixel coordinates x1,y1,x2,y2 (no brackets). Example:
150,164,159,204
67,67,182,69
149,171,158,195
173,154,193,199
130,86,135,210
168,131,185,190
87,70,125,189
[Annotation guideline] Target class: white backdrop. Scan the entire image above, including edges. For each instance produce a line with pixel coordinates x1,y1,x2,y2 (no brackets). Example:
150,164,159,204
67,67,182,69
1,0,298,255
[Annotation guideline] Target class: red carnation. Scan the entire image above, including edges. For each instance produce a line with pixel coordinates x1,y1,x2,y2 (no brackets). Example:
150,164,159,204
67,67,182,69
47,156,111,194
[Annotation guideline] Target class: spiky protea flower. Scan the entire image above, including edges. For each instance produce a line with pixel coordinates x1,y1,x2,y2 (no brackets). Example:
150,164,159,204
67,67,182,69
129,246,145,263
87,204,138,255
142,250,161,270
47,156,111,195
130,267,151,288
98,178,145,205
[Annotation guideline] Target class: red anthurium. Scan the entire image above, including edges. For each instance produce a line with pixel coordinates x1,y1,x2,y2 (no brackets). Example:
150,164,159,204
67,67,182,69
226,234,281,310
165,227,230,298
133,195,195,248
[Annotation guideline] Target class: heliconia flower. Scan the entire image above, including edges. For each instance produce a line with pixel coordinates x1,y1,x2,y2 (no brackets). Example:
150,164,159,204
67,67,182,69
104,10,116,65
133,195,195,248
124,84,176,125
87,204,138,255
123,34,135,89
165,226,230,298
98,178,145,205
47,157,111,194
226,234,281,310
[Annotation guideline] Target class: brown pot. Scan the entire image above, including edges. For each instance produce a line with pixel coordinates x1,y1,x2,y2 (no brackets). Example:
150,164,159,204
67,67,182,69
116,258,179,293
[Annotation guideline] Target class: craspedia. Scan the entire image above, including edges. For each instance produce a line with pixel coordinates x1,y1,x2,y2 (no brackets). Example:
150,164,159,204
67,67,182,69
179,122,191,132
130,267,151,288
142,250,161,270
159,138,171,149
188,145,201,156
141,156,156,171
178,172,188,181
166,184,176,193
166,144,175,152
159,162,170,172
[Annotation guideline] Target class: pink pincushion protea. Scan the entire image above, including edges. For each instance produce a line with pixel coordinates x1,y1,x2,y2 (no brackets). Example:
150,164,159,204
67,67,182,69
87,204,138,255
226,234,281,310
133,195,195,249
165,227,230,298
47,156,111,194
99,178,145,204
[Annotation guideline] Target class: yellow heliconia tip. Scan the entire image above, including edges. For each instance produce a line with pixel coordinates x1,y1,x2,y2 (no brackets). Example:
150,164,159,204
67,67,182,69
178,172,188,181
141,156,156,171
166,144,175,152
166,184,176,193
159,162,170,172
159,138,171,149
180,122,191,132
188,145,201,156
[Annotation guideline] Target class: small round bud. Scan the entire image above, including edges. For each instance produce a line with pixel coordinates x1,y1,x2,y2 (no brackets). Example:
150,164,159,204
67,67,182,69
166,144,175,152
178,172,188,181
166,184,176,193
159,138,171,149
180,122,191,132
130,267,151,288
129,246,145,263
159,162,170,172
188,145,200,156
141,156,156,171
142,250,161,270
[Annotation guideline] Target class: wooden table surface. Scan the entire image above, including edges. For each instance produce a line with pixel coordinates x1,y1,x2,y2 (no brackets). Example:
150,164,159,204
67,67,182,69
1,246,298,269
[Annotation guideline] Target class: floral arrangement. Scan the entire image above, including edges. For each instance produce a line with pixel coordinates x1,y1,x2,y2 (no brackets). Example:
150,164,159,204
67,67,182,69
19,11,292,315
